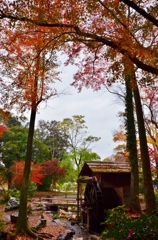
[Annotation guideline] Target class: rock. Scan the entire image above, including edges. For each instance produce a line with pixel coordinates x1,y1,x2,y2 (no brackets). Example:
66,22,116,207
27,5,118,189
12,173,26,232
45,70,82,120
53,219,62,224
38,232,54,239
59,209,77,221
5,197,20,211
57,229,75,240
34,219,47,231
10,212,18,223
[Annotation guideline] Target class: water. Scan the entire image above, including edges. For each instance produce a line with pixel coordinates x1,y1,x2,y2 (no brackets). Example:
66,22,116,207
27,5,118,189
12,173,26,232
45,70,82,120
64,220,94,240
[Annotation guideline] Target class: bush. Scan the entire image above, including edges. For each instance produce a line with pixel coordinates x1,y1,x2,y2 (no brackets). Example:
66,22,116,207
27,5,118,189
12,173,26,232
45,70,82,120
1,188,20,203
37,176,52,191
28,181,37,198
101,205,158,239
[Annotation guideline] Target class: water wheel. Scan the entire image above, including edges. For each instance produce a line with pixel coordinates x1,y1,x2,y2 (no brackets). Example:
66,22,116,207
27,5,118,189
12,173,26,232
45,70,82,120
84,179,104,232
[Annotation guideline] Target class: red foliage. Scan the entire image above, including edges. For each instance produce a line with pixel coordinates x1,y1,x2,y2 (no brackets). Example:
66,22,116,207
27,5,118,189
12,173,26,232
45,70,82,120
41,159,66,176
11,160,44,188
0,124,9,137
148,147,158,173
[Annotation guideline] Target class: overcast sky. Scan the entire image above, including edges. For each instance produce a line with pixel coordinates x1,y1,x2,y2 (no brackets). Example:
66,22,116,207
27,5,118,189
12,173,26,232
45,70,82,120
35,61,124,161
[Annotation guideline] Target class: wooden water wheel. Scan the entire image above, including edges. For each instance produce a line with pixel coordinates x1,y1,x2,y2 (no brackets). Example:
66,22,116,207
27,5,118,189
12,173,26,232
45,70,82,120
84,179,104,232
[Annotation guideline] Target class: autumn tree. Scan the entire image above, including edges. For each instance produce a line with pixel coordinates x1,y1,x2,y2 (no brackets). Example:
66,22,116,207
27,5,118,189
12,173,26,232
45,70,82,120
0,124,9,137
0,0,157,215
0,1,157,74
0,22,60,237
39,159,66,191
113,118,128,163
11,160,44,189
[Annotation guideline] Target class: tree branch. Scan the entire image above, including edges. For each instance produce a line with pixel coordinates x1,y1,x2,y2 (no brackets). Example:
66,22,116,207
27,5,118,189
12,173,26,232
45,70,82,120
1,11,158,75
74,26,158,75
120,0,158,27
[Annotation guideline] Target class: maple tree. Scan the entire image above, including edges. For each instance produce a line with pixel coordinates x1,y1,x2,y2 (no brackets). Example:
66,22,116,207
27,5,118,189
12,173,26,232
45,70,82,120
0,18,60,237
0,0,157,75
39,159,66,191
0,124,9,137
0,0,157,233
11,160,44,188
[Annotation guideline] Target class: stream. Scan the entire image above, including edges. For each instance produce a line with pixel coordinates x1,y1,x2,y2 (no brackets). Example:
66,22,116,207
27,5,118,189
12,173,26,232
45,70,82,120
63,220,100,240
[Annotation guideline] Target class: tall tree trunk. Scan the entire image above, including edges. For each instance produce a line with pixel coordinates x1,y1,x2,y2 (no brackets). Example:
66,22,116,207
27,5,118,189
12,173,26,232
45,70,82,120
156,160,158,189
132,73,156,213
16,108,37,237
125,74,141,213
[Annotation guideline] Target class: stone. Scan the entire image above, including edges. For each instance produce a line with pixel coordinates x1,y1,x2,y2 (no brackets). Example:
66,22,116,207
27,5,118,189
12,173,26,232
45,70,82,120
5,197,20,211
57,229,75,240
10,212,18,223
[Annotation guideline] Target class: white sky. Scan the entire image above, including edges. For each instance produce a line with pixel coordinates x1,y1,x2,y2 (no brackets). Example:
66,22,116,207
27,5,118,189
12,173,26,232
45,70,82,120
35,63,124,161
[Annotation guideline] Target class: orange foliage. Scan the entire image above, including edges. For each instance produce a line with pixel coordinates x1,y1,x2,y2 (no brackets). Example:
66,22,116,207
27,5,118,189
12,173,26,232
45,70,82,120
0,124,9,137
11,161,44,188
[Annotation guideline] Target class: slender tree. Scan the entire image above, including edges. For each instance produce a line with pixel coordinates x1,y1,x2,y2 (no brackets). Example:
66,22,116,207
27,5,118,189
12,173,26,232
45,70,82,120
132,72,156,212
60,115,101,175
0,28,59,237
124,70,141,213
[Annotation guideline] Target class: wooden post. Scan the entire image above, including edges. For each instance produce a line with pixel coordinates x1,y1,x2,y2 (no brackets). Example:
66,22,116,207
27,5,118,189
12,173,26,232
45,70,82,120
77,179,80,221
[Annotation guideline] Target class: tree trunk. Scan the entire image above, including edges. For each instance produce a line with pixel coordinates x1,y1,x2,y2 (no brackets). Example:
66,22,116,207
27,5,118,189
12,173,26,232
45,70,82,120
125,75,141,213
156,160,158,189
132,74,156,213
16,108,37,236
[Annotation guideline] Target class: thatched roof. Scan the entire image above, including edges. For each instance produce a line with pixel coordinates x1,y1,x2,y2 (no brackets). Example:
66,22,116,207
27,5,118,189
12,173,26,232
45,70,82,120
79,161,131,176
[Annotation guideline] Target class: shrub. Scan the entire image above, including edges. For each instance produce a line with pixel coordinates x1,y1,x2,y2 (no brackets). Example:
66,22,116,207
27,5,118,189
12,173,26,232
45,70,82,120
28,181,37,198
101,206,158,239
1,188,20,203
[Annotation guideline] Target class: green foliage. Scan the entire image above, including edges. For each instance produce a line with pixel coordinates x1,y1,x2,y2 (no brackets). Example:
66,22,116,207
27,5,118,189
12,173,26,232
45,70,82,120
104,205,128,229
37,175,52,191
28,181,37,198
102,206,158,239
60,115,100,174
60,155,78,182
62,148,100,176
32,130,51,163
6,115,26,128
0,126,28,169
57,182,77,192
36,120,69,160
1,188,20,203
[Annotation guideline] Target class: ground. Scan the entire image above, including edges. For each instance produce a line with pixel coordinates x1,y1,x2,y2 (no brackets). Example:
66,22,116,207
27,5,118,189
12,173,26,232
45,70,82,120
0,195,74,240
